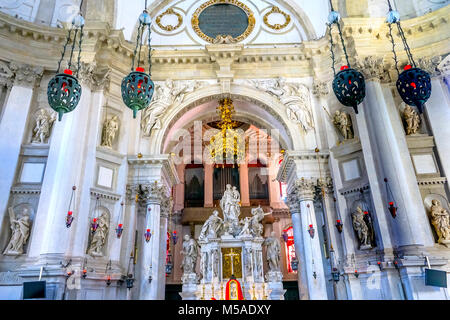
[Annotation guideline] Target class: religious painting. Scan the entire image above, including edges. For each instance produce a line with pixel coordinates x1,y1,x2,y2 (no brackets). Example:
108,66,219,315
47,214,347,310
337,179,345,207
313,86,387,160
221,247,242,279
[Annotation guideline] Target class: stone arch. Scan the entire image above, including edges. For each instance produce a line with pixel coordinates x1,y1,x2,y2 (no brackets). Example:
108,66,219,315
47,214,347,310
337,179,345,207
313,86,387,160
149,83,307,155
128,0,323,41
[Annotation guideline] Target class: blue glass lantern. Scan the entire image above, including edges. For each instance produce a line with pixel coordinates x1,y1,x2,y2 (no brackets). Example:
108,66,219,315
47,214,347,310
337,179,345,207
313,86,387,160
47,10,84,121
121,6,154,118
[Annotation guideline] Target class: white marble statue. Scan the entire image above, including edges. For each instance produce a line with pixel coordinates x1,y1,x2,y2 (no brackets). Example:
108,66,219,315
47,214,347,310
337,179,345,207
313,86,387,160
249,206,270,237
250,78,314,133
402,105,421,135
333,110,354,140
200,251,209,281
199,210,223,240
31,108,57,144
181,234,199,274
263,231,281,272
351,206,372,250
220,184,240,223
87,211,109,257
3,207,31,256
141,80,202,136
238,216,252,236
101,115,119,148
430,199,450,244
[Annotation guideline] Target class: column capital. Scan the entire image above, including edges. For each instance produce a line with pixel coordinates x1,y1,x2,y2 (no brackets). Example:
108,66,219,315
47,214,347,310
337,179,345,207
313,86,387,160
10,62,43,88
317,176,334,195
356,56,389,83
78,61,111,91
417,55,442,78
292,177,316,202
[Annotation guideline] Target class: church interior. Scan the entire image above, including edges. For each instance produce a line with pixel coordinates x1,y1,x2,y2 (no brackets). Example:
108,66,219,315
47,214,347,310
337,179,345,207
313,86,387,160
0,0,449,300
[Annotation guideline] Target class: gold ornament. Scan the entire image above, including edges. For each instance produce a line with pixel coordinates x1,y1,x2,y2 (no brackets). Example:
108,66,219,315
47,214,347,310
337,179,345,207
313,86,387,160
156,8,183,32
191,0,255,43
263,6,291,31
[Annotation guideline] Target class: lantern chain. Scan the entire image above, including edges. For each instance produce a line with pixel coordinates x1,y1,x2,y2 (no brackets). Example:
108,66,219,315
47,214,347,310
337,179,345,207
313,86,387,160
335,21,350,67
148,21,152,76
387,22,400,75
396,22,416,67
132,23,143,71
137,23,145,69
57,29,73,73
328,25,336,76
76,25,84,78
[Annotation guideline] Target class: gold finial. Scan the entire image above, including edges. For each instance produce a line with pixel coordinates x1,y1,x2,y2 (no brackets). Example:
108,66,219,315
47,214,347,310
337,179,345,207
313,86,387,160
137,152,143,158
315,147,320,153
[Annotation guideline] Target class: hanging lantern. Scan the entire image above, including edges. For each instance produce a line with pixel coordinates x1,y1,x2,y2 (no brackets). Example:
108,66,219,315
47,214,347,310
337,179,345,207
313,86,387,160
282,230,289,242
144,229,152,242
166,251,173,275
308,224,315,239
106,275,112,286
121,2,155,118
354,269,359,278
66,186,76,228
116,202,124,238
332,66,366,114
172,230,178,245
327,3,366,114
386,1,431,114
126,274,135,289
377,261,383,271
335,219,343,233
116,224,124,238
384,178,398,218
47,2,85,121
291,256,299,272
91,196,100,233
331,268,340,282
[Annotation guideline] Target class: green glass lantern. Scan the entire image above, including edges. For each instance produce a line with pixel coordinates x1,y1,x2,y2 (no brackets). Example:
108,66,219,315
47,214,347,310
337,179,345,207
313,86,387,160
121,3,155,119
386,1,432,114
47,2,85,121
327,1,366,113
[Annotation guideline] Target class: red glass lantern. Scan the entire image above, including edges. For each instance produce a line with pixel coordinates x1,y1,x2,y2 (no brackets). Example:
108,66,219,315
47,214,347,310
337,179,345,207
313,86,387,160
308,224,315,238
145,229,152,243
388,201,397,218
66,186,76,228
335,219,343,233
354,270,359,278
116,224,124,238
172,230,178,245
91,218,99,233
66,211,74,228
82,269,87,279
106,275,112,286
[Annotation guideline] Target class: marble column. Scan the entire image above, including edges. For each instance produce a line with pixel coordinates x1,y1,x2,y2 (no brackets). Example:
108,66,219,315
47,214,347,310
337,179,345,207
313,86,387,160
239,163,250,206
0,63,42,237
357,79,434,248
138,182,171,300
27,73,94,259
290,178,328,300
286,195,309,300
204,164,213,207
425,77,450,180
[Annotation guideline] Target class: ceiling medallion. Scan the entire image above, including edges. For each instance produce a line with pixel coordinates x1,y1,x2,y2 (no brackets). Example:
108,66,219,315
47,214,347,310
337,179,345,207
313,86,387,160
191,0,255,43
263,6,291,31
156,8,183,32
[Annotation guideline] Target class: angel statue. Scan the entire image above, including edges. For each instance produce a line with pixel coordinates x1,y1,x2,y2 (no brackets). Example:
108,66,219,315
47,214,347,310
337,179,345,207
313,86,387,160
87,211,109,257
31,108,57,144
249,206,271,237
3,207,31,256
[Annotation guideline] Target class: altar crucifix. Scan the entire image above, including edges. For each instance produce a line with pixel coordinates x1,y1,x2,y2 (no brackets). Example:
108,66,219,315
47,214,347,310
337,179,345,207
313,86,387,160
222,247,242,279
